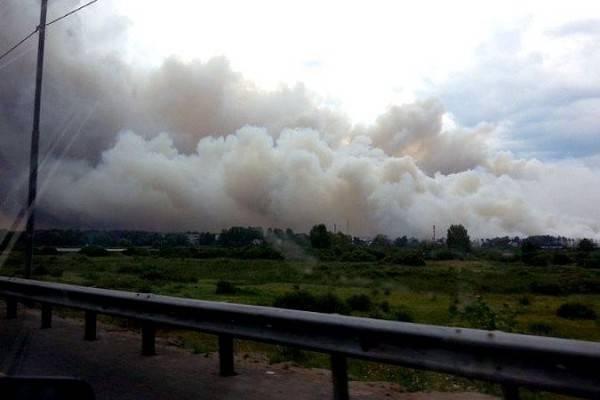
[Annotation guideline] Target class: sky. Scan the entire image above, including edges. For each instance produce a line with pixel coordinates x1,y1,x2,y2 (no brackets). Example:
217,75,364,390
0,0,599,238
114,0,600,159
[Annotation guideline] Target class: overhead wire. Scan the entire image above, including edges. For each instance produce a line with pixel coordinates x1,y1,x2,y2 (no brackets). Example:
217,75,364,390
0,0,100,63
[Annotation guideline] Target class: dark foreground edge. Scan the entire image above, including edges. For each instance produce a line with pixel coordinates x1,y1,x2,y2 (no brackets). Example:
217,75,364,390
1,276,599,400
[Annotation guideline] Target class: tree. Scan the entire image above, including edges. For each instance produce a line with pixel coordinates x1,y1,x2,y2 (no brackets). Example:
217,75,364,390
310,224,331,249
393,236,408,247
371,234,391,247
577,238,596,253
446,224,471,252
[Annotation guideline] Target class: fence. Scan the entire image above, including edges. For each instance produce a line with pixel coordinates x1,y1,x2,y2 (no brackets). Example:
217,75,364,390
1,276,599,399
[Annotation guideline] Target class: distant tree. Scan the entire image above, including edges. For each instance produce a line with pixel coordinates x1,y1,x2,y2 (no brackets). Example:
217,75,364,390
393,236,408,247
218,226,264,247
520,239,539,265
447,224,471,252
197,232,216,245
577,238,596,253
371,234,391,247
310,224,331,249
330,231,352,248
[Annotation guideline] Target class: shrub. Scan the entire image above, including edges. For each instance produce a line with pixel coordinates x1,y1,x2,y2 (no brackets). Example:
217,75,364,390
341,248,377,262
577,239,596,252
395,307,415,322
346,294,373,312
35,246,59,255
192,246,228,259
551,252,571,265
379,301,390,313
386,251,425,266
140,266,166,281
462,298,497,330
528,322,552,335
556,303,596,320
215,280,236,295
124,247,149,256
428,248,461,261
236,245,283,260
79,246,108,257
315,293,349,314
530,282,563,296
518,296,531,306
48,268,63,277
273,291,348,314
273,290,316,311
580,252,600,268
524,253,549,266
32,265,49,275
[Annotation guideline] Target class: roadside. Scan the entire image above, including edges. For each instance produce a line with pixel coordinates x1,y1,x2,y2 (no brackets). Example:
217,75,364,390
0,306,497,400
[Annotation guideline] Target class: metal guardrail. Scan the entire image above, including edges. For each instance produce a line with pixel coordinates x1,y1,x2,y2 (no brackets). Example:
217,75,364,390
1,276,599,400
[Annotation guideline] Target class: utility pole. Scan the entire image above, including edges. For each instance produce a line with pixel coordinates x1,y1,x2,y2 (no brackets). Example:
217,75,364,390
25,0,48,278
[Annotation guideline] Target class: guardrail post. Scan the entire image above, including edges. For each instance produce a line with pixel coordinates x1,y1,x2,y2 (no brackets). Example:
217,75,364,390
6,298,17,319
502,384,520,400
330,353,349,400
40,303,52,328
141,322,156,356
218,334,235,376
84,311,97,341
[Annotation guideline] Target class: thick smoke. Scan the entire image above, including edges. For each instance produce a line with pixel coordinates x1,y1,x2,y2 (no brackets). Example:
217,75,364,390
1,0,599,238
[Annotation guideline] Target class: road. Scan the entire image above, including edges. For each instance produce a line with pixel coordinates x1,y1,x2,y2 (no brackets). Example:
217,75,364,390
0,305,497,400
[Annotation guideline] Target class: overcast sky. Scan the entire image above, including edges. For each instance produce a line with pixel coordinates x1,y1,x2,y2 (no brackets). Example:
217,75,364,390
111,0,600,160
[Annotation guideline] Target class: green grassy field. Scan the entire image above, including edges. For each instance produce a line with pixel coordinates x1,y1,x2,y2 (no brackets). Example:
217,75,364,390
2,251,599,398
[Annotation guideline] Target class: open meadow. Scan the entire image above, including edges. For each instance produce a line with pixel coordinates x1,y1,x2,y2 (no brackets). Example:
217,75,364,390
2,249,599,398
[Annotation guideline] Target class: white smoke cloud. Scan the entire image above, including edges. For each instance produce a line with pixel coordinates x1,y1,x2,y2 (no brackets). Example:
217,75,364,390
2,0,600,239
36,123,600,238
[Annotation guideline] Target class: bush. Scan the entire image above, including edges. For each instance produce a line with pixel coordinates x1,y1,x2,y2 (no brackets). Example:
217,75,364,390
340,248,377,262
315,293,349,314
273,291,349,314
395,307,415,322
32,265,49,275
48,268,63,277
579,252,600,268
140,266,166,281
462,298,497,330
518,296,531,306
428,248,461,261
551,252,572,265
530,282,563,296
346,294,373,312
273,290,316,311
192,246,229,259
124,247,150,256
35,246,59,255
385,251,425,266
79,246,108,257
556,303,597,320
215,280,236,295
524,253,549,266
528,322,552,335
236,245,283,260
379,301,390,313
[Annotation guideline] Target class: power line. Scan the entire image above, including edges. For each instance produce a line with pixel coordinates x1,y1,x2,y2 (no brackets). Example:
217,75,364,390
0,28,38,63
46,0,99,27
0,0,100,63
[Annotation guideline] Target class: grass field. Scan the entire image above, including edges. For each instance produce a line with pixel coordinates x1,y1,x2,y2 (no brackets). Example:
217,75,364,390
2,251,599,398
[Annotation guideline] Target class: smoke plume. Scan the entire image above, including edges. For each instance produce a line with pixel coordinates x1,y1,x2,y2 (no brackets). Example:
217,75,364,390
1,0,599,239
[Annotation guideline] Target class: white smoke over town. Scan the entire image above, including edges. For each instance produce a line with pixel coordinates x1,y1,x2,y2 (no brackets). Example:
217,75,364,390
1,0,599,238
